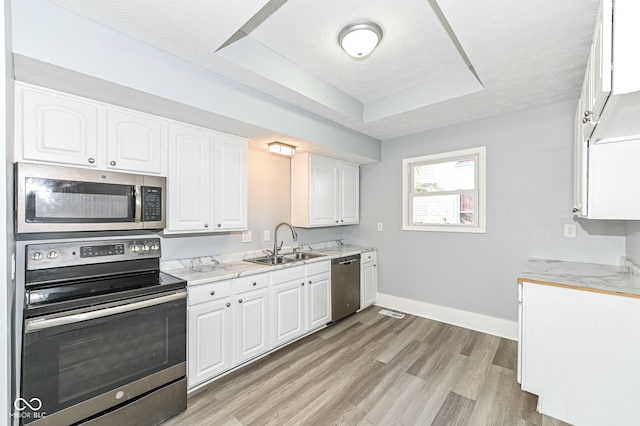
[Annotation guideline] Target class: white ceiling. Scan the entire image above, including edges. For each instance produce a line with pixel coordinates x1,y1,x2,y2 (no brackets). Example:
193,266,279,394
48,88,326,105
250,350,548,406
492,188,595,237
47,0,600,141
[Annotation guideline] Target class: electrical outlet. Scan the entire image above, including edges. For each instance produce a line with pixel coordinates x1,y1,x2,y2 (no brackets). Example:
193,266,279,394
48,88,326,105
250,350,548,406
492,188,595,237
263,230,270,241
377,222,383,231
241,231,252,243
564,224,577,238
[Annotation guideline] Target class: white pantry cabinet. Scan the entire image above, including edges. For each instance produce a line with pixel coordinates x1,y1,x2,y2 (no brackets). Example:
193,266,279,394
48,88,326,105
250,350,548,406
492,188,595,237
187,280,233,388
360,251,377,309
306,261,331,331
291,153,359,227
235,277,270,365
271,266,306,347
15,82,165,175
518,281,640,425
166,122,247,233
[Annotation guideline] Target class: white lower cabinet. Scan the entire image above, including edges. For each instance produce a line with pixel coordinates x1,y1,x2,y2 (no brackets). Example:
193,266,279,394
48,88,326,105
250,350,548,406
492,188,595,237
271,266,306,347
235,277,270,365
187,280,233,388
306,261,331,331
360,251,378,309
519,281,640,425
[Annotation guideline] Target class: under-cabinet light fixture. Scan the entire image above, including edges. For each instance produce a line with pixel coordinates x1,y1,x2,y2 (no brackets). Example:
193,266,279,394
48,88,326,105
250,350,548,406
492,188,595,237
338,21,383,60
268,141,296,156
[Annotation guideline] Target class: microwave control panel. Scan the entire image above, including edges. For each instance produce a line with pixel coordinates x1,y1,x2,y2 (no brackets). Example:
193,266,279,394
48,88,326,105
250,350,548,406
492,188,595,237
141,186,162,222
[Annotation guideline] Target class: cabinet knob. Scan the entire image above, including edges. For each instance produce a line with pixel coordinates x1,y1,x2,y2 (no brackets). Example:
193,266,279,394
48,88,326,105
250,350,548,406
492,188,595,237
583,110,592,117
252,282,257,286
238,299,243,304
88,158,95,164
335,220,339,223
309,280,312,284
217,224,222,228
301,282,305,286
226,302,231,308
572,207,579,213
210,290,215,296
110,160,116,166
374,264,377,267
204,223,209,228
341,220,344,222
582,117,589,124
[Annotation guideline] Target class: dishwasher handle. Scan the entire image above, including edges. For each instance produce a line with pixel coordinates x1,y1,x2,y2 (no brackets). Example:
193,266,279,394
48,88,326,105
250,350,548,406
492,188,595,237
338,260,355,265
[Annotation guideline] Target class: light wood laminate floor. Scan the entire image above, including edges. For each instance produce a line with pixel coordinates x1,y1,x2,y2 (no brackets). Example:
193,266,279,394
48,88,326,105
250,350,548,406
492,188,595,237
165,307,569,426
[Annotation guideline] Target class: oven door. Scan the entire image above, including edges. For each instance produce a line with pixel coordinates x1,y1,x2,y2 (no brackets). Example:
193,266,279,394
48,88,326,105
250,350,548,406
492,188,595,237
20,291,186,425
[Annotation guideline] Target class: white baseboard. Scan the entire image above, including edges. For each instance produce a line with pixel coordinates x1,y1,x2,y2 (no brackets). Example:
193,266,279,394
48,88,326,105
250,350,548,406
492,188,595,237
375,293,518,341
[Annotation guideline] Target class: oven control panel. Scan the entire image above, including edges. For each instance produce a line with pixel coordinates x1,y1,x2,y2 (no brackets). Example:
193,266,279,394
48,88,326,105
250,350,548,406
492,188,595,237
27,238,162,270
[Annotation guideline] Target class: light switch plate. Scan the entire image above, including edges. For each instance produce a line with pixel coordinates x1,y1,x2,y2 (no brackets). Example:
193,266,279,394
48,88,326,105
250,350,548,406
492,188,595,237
241,231,252,243
377,223,383,231
263,230,270,241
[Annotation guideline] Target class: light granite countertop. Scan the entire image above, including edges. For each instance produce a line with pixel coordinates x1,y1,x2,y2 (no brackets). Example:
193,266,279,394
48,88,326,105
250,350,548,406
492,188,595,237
518,258,640,298
161,240,375,286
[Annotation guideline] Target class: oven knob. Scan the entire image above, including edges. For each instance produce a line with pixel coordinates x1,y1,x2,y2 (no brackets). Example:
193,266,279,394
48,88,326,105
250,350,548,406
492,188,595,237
47,251,59,259
150,243,160,251
131,245,141,253
31,252,43,261
142,244,150,252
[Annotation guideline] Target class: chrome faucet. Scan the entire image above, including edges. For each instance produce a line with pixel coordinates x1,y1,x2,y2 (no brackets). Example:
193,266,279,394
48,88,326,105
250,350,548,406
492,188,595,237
273,222,297,257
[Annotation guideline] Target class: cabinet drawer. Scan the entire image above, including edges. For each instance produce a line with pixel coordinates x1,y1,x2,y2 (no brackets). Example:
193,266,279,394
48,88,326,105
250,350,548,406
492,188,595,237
188,281,231,306
271,265,304,284
236,273,269,294
361,251,376,264
305,260,331,276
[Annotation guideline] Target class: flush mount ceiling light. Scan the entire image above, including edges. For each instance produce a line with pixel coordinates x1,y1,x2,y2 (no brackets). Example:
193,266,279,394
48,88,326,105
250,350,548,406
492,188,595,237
268,141,296,156
338,21,383,60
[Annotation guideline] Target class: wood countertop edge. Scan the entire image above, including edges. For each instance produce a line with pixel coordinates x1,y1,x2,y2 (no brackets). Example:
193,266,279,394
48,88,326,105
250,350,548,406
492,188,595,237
517,277,640,299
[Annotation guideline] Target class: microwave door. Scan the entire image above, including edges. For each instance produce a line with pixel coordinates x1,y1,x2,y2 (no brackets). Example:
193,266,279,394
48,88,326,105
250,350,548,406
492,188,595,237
15,163,148,233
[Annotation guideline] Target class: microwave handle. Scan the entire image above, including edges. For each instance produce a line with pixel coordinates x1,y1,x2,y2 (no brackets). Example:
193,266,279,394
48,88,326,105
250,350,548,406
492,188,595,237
134,185,142,223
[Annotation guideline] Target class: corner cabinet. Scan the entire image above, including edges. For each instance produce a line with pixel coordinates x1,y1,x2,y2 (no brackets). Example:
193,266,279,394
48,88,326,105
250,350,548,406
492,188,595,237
15,82,165,175
291,153,359,227
360,251,378,309
518,280,640,425
166,122,247,234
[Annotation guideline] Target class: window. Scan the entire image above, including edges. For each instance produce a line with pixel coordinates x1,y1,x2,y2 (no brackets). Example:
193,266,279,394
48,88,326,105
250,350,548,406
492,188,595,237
402,147,486,233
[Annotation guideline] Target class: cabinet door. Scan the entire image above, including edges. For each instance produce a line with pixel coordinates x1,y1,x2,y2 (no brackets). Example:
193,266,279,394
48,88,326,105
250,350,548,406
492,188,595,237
339,163,359,224
272,279,305,347
235,288,270,364
573,104,588,217
309,156,339,226
590,0,612,122
16,84,98,167
214,134,247,230
308,272,330,331
361,252,377,309
167,123,214,232
188,299,233,388
106,108,164,175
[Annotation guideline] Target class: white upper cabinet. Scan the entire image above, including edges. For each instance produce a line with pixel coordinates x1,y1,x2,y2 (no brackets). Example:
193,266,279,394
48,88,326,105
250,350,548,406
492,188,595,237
105,108,164,174
16,83,99,167
15,82,165,174
167,122,214,233
291,153,360,227
166,122,248,234
214,134,248,231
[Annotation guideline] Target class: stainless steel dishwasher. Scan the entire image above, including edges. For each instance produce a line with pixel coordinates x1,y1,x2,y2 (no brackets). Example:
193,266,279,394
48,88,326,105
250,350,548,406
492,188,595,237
331,254,361,321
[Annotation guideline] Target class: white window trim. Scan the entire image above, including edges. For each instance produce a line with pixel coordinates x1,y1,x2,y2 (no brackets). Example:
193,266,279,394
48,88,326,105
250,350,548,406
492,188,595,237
402,146,486,233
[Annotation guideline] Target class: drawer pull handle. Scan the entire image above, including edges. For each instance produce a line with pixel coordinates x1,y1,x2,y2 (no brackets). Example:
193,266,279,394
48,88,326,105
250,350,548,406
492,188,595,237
252,282,257,286
210,291,215,296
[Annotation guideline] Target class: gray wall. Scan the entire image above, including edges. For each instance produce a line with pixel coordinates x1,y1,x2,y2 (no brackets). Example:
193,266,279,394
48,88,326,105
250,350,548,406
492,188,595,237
344,100,626,321
626,222,640,265
161,147,344,260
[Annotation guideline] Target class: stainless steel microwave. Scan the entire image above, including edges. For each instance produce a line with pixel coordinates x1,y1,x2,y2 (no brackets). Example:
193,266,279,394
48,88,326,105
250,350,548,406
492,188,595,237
15,162,166,233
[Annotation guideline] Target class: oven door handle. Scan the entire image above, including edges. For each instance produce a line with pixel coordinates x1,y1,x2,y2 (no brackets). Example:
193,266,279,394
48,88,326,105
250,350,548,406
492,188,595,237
25,291,186,333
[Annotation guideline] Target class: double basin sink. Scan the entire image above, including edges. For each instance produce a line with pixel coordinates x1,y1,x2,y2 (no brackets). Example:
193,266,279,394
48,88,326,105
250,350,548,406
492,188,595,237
245,251,326,266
